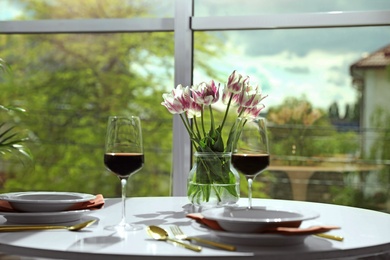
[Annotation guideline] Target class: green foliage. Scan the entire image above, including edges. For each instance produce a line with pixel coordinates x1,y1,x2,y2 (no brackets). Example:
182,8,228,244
0,58,33,165
187,156,240,205
369,107,390,161
0,1,223,197
268,97,388,212
387,64,390,81
0,123,31,159
239,172,271,199
0,58,10,75
331,178,389,211
187,152,239,204
306,131,359,156
267,96,359,162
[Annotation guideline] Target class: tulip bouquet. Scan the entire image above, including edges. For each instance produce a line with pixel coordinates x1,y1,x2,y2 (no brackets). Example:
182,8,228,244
161,70,267,204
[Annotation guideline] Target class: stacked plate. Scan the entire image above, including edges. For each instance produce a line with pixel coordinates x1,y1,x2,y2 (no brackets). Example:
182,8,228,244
197,206,320,246
0,191,97,224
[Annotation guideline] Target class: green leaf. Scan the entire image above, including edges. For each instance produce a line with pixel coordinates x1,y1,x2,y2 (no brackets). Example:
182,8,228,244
212,126,224,152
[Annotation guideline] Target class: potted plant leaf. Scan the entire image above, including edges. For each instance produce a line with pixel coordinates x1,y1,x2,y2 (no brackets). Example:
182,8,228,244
0,58,33,163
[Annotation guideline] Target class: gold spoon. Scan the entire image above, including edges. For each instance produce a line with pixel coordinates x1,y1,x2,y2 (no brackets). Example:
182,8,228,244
146,225,202,252
0,219,97,232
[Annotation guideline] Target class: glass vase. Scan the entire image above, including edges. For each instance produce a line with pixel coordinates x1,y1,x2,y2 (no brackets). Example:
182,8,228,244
187,152,240,206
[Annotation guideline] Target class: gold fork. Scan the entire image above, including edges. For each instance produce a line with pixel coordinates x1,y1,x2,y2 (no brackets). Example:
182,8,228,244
170,225,236,251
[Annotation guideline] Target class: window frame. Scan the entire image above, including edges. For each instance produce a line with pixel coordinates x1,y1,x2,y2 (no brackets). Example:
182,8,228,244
1,0,389,195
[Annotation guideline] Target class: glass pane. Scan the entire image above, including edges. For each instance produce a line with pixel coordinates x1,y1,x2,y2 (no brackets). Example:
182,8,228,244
195,0,390,16
0,0,174,20
193,27,390,212
0,32,174,197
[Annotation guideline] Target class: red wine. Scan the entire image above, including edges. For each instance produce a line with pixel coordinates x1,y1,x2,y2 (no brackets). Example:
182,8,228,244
232,154,270,176
104,153,144,177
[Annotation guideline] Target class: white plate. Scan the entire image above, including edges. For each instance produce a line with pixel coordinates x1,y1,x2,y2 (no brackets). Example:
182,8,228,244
0,192,96,212
193,222,308,246
201,206,319,233
0,209,91,224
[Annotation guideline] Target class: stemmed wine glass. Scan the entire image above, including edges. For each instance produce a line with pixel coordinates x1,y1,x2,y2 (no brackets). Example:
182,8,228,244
232,117,270,209
104,116,144,231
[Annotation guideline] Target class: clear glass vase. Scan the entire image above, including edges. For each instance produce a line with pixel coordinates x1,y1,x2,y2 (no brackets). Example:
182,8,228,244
187,152,240,206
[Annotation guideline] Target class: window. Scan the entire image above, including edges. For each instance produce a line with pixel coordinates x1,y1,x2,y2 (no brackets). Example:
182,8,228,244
194,0,390,16
193,27,390,205
191,6,390,211
0,1,175,197
1,0,389,212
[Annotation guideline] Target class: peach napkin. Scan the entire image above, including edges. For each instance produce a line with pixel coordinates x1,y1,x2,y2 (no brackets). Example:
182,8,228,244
67,194,105,211
0,194,105,212
187,213,340,235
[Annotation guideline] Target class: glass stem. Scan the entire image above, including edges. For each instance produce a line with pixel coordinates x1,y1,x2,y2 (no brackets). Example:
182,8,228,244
247,177,253,209
119,177,128,226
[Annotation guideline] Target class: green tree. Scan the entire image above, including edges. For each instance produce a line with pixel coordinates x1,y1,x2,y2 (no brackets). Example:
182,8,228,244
328,102,339,120
366,107,390,210
267,96,359,164
0,0,222,196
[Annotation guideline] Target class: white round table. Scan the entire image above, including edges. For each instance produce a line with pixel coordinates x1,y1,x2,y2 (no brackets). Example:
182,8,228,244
0,197,389,259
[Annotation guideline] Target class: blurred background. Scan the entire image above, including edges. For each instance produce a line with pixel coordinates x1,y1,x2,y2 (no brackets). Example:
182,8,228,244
0,0,389,213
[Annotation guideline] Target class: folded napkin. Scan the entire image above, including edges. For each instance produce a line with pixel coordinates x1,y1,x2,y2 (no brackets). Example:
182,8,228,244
187,213,340,235
67,194,105,211
0,194,105,212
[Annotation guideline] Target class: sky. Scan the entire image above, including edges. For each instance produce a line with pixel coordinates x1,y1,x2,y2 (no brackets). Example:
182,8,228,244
191,1,390,115
194,0,390,16
194,26,390,115
0,1,23,20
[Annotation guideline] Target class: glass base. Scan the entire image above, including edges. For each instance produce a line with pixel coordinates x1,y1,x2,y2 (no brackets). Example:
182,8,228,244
104,223,143,232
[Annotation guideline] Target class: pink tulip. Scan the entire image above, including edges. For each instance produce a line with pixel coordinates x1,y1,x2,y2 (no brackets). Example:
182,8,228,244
161,70,268,154
191,80,220,106
187,99,202,118
226,70,244,93
239,83,266,108
161,84,188,114
222,87,241,106
222,71,248,105
238,104,265,118
177,85,192,110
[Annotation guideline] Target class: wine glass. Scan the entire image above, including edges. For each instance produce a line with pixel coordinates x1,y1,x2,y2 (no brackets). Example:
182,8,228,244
104,115,144,231
232,117,270,209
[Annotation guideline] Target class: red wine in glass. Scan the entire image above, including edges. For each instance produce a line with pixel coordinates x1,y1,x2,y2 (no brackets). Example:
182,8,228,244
233,117,269,209
104,153,144,177
232,154,270,177
104,116,144,232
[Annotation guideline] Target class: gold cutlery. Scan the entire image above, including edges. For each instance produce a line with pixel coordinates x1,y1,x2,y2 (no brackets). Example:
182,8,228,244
0,219,96,232
314,233,344,241
146,225,202,252
170,225,236,251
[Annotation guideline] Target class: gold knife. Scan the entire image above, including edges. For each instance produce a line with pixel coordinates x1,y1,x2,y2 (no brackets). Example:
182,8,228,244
314,233,344,241
0,220,96,232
